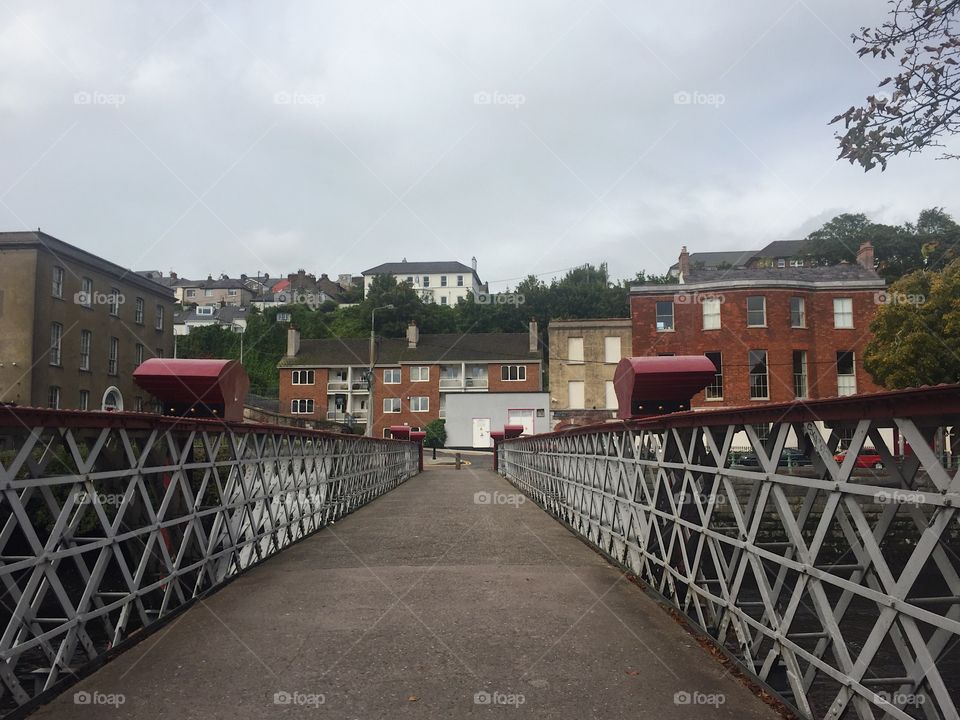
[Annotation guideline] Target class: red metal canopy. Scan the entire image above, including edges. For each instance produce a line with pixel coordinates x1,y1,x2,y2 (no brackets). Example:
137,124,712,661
133,358,250,422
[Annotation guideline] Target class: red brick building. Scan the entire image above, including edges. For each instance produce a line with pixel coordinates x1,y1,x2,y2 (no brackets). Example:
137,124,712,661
278,323,543,437
631,243,886,407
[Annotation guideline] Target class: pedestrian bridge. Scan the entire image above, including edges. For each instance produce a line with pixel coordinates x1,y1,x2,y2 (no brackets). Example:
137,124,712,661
1,387,958,719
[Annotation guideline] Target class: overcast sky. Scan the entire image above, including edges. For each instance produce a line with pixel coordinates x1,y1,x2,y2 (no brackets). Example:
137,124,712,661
1,0,957,291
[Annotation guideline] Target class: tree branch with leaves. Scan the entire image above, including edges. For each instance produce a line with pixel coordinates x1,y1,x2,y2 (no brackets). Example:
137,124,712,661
832,0,960,170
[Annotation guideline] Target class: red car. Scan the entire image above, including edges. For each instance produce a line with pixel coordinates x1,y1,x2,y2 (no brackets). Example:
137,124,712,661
834,449,884,469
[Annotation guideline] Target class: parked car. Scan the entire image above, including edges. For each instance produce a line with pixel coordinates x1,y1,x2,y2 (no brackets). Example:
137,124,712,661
834,449,884,469
735,448,811,467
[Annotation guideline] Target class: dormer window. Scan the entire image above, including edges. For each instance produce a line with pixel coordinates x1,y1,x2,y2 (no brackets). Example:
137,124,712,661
196,306,215,316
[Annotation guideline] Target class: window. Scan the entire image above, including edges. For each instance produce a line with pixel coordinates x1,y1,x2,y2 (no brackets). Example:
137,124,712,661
79,390,89,411
290,399,315,414
48,386,60,409
52,267,64,298
384,368,401,384
747,296,766,327
790,297,806,328
132,297,144,324
156,347,164,358
605,380,617,410
567,337,584,364
501,365,526,381
790,259,804,268
406,276,414,284
50,323,63,366
837,351,856,396
604,336,621,364
383,397,401,413
136,343,144,367
440,296,447,305
80,277,93,307
228,288,237,296
108,288,120,316
440,276,447,287
204,288,214,297
793,350,808,398
777,258,786,268
292,370,315,385
196,306,215,316
422,275,430,287
705,352,723,400
410,396,429,412
749,350,769,400
568,381,585,409
135,397,144,412
457,275,464,286
80,330,92,371
702,297,721,330
155,305,164,331
655,301,674,331
834,298,853,328
186,289,196,298
410,366,429,382
108,337,119,375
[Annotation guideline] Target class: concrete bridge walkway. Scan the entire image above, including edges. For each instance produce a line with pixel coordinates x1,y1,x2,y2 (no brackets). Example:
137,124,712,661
35,461,783,719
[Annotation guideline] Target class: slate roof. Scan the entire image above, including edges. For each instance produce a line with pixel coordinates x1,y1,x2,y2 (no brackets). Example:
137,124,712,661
755,239,807,258
362,261,482,284
174,277,251,290
669,250,754,273
635,262,885,293
279,332,540,367
0,231,174,297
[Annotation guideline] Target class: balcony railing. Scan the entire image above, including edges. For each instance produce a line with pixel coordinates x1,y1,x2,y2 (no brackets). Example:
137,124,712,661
497,385,960,720
328,381,370,392
439,376,488,390
0,407,417,715
327,410,368,421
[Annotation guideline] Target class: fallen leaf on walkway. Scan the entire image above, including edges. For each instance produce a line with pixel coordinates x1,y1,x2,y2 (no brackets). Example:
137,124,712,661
407,695,419,702
625,670,641,676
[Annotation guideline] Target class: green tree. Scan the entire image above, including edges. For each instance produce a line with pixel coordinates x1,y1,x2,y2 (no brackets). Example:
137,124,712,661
864,259,960,388
832,0,960,170
424,419,447,449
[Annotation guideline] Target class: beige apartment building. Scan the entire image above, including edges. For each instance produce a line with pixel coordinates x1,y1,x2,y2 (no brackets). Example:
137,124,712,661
0,231,176,411
548,318,632,429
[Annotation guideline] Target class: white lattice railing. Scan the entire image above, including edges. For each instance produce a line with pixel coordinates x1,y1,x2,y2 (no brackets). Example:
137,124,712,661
499,386,960,720
0,408,417,715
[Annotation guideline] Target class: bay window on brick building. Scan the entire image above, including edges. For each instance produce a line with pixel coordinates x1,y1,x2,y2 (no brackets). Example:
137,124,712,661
630,241,886,408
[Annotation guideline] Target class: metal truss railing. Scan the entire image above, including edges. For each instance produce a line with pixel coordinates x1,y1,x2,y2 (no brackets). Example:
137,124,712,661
499,386,960,720
0,408,417,715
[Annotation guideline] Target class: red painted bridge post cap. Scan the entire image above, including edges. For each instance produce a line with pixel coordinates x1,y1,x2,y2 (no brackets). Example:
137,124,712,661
613,356,716,420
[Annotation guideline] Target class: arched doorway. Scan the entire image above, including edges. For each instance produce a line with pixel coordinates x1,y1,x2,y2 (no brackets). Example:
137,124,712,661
101,386,123,411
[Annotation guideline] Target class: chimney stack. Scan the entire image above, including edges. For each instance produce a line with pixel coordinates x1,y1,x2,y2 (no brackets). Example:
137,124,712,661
529,318,538,353
407,320,419,349
287,325,301,357
170,271,177,280
678,246,690,279
472,256,478,272
857,240,875,271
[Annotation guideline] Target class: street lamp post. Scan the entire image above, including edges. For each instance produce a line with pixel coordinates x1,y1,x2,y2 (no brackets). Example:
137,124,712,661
367,304,395,437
